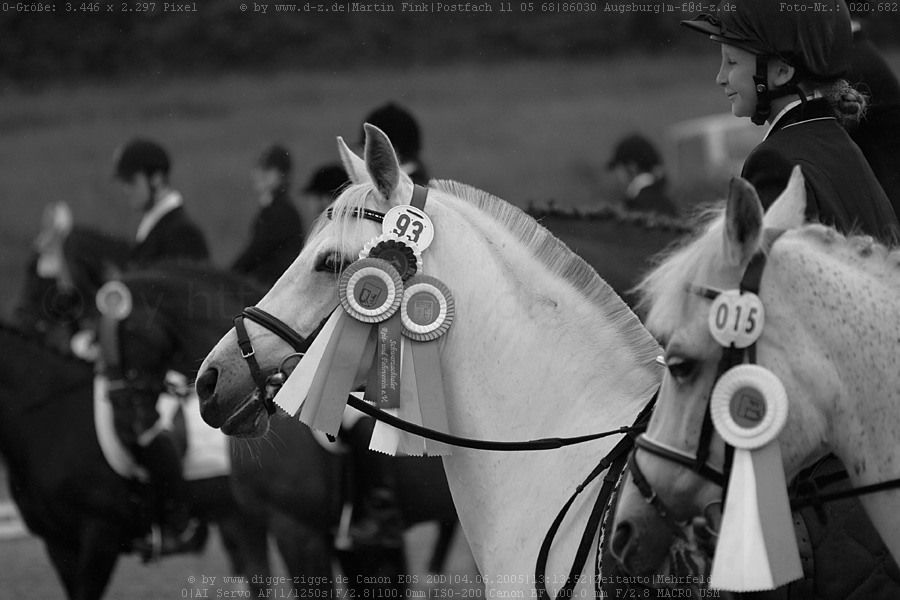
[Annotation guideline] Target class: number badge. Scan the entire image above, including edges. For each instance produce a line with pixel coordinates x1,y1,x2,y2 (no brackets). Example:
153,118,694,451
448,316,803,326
382,205,435,251
708,289,764,348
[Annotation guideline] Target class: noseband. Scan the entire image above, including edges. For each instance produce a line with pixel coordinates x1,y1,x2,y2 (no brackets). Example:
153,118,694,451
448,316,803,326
629,228,786,531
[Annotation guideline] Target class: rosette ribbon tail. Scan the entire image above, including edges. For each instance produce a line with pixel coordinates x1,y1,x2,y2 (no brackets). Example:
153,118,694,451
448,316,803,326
294,257,404,437
272,308,343,417
396,338,426,456
710,442,802,591
365,312,404,455
709,364,802,592
409,339,451,456
296,310,372,436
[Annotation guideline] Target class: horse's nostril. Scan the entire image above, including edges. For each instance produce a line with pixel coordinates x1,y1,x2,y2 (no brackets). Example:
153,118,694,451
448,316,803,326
196,368,218,402
610,522,634,559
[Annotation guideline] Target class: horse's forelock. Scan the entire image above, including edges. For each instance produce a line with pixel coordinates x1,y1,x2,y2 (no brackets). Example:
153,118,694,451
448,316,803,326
634,205,729,340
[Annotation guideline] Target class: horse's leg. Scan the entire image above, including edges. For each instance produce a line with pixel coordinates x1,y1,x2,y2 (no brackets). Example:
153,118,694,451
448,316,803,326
44,540,80,599
427,520,457,575
74,522,122,600
270,512,335,594
236,514,271,597
215,513,256,586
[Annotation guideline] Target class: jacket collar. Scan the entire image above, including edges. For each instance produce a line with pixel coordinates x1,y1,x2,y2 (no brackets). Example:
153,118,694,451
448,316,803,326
136,191,183,243
765,97,836,141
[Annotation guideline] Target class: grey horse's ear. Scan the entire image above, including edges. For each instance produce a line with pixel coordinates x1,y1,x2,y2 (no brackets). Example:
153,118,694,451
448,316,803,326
723,176,764,269
337,136,368,185
363,123,401,202
764,166,806,230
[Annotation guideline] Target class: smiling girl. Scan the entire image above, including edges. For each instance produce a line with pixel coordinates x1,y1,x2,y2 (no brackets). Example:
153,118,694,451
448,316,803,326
682,0,898,242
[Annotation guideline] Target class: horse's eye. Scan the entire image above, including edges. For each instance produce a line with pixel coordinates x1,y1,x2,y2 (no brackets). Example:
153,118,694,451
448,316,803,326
315,252,347,274
666,358,697,382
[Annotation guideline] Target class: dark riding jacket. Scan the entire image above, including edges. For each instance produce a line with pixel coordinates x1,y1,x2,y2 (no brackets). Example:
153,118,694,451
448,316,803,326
847,30,900,219
230,188,304,287
130,206,209,267
739,98,900,600
741,97,899,243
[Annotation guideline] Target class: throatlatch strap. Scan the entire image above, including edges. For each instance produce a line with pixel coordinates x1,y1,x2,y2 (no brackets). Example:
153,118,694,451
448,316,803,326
410,185,428,210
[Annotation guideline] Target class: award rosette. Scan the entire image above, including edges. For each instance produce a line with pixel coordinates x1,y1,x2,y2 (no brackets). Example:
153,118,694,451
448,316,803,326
96,280,133,320
396,276,454,456
708,364,802,592
360,234,422,281
276,258,404,436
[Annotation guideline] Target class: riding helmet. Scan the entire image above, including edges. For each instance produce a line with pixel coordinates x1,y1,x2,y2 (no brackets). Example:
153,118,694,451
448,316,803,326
258,144,292,176
606,134,663,172
360,102,422,161
113,138,171,181
681,0,853,81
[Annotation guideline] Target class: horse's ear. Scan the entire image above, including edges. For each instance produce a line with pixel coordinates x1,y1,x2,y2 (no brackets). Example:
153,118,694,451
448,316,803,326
723,176,764,268
337,136,368,185
763,166,806,230
363,123,404,203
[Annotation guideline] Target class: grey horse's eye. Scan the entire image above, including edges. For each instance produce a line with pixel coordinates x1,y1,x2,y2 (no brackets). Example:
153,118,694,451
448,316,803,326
314,251,349,274
666,357,697,382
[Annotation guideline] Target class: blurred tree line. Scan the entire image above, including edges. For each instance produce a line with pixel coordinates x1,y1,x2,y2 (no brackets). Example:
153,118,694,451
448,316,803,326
1,1,898,84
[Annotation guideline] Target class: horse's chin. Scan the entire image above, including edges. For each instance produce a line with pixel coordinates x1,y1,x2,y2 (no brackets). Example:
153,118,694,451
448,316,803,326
617,522,715,590
221,392,270,438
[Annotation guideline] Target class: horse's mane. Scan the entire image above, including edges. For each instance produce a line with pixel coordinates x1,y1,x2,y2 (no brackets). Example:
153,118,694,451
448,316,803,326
330,179,661,359
634,202,900,341
631,203,727,341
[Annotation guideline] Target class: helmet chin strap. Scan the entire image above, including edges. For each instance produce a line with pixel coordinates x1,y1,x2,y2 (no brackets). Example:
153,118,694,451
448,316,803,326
752,53,805,126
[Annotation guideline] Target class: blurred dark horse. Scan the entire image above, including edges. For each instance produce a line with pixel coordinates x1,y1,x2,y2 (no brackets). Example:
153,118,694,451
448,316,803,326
526,205,691,308
13,223,130,354
96,262,460,594
0,321,255,600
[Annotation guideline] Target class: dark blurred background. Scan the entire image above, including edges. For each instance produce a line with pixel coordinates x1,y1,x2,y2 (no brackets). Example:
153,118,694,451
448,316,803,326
4,2,896,85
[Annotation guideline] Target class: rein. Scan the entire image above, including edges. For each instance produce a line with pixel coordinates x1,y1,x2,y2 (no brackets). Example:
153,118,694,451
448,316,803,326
235,305,645,452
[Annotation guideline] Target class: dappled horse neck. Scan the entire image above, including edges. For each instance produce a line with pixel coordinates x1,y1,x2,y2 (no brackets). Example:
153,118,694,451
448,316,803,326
793,225,900,287
431,180,660,358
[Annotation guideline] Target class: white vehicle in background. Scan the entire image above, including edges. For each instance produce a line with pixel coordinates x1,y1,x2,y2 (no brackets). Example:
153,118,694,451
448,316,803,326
666,112,766,184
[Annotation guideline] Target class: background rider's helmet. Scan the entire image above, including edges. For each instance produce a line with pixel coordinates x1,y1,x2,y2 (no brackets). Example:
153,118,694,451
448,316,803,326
303,163,349,198
112,138,171,181
360,102,422,161
682,0,853,123
606,134,663,173
258,144,292,176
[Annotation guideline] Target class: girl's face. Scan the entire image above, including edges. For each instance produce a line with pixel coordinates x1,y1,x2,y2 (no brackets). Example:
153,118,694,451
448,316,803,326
716,44,760,119
117,172,153,212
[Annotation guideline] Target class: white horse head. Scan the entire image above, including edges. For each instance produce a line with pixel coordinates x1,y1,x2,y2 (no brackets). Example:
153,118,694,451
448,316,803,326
610,166,900,577
197,124,664,594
